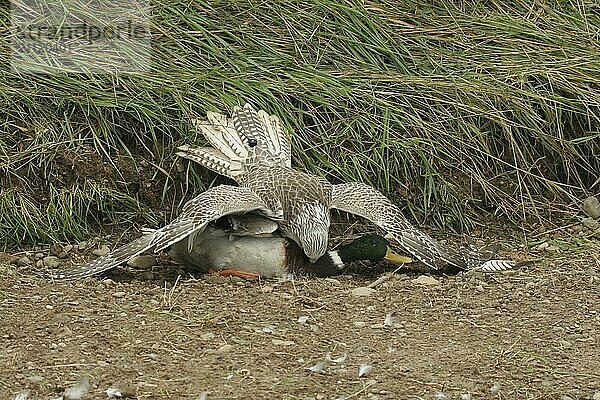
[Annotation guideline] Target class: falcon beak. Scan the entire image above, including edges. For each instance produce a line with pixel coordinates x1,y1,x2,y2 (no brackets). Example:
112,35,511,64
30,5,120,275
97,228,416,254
384,247,412,265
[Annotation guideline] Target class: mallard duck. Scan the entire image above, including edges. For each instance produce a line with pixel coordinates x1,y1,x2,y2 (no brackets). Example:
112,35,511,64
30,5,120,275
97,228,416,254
59,214,411,279
168,214,411,278
56,103,523,279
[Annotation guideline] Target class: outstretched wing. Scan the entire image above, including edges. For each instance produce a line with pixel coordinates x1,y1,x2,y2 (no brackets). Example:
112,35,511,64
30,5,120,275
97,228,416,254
55,185,271,280
331,182,520,270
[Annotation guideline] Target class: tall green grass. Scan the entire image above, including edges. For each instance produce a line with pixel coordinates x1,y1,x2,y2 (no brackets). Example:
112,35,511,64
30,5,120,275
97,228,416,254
1,0,599,249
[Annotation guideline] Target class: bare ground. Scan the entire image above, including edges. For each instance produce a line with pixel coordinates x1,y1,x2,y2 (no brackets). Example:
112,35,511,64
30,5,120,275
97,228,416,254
1,234,599,400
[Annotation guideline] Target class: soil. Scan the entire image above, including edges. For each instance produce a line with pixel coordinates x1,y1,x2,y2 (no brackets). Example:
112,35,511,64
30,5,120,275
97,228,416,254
1,230,599,400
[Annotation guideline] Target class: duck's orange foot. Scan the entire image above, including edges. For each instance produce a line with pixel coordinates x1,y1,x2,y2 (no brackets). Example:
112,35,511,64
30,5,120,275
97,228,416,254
208,268,261,280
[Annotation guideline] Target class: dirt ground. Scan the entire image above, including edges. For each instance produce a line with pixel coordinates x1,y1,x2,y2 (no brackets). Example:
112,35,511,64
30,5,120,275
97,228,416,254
1,231,599,400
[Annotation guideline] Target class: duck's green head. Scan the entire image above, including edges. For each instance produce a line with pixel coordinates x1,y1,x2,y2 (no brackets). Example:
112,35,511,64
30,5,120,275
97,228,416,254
337,234,412,265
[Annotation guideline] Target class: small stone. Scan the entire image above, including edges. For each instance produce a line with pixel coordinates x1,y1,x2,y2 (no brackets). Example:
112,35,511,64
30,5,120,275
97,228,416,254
77,241,88,249
214,344,233,354
582,217,599,231
582,196,600,219
127,255,157,269
475,285,485,292
58,251,69,259
63,244,74,253
93,245,110,257
112,291,126,298
592,392,600,400
537,241,549,250
490,382,501,395
412,275,440,285
545,245,560,252
201,332,216,341
17,256,33,267
26,374,44,383
43,256,60,268
35,252,44,259
50,244,63,256
272,339,295,346
351,287,376,297
140,271,155,281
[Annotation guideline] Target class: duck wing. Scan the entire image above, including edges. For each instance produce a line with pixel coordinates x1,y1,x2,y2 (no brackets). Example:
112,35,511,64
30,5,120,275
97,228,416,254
330,182,520,271
54,185,271,280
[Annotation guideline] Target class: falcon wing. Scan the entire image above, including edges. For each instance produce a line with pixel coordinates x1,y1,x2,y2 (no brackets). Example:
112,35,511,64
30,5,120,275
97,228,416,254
331,182,532,272
331,182,496,270
55,185,270,280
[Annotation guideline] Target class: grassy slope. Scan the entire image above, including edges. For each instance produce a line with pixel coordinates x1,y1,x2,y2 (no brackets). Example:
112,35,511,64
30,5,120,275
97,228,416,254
0,0,599,249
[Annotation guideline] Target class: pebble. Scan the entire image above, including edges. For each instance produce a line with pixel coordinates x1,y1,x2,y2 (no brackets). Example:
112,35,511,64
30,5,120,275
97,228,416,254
593,392,600,400
58,251,69,259
214,344,234,354
272,339,295,346
127,255,157,269
411,275,440,285
582,217,599,231
140,271,155,281
17,256,32,267
201,333,216,341
43,256,60,268
112,291,126,298
351,287,376,297
582,196,600,219
93,245,110,257
35,252,44,259
77,241,88,249
63,244,74,253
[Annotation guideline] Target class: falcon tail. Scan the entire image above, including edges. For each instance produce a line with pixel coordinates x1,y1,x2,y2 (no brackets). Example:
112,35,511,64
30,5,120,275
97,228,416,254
180,104,292,178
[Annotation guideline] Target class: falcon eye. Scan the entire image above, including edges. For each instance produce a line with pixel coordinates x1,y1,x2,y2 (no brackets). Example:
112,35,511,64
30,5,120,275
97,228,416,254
248,138,258,147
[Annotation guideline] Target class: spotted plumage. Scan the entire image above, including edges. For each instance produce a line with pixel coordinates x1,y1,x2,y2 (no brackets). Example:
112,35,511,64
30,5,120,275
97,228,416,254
56,103,526,279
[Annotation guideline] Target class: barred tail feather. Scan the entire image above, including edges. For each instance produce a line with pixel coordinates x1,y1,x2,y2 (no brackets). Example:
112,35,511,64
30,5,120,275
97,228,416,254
256,109,292,168
476,259,534,272
176,145,243,178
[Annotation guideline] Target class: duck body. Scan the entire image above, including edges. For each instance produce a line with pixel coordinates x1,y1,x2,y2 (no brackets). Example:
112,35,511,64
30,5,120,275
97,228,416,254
168,228,293,278
168,214,410,278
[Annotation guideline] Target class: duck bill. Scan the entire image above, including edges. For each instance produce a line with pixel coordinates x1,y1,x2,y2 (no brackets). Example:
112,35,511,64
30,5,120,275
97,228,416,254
384,247,412,265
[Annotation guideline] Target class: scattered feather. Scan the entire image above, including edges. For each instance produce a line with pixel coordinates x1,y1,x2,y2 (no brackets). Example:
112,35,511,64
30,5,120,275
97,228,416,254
384,312,395,327
460,394,472,400
490,383,501,395
14,389,30,400
434,392,448,400
306,361,327,373
258,326,275,333
358,364,373,377
326,352,348,364
64,377,90,400
297,315,312,324
106,387,122,398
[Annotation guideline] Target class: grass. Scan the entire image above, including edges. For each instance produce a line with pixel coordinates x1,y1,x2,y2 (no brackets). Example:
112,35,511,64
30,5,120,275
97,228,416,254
0,0,599,250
